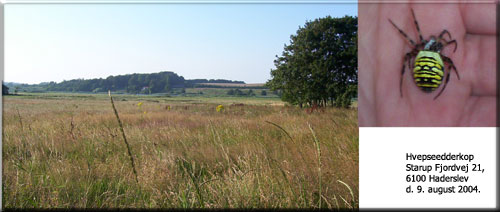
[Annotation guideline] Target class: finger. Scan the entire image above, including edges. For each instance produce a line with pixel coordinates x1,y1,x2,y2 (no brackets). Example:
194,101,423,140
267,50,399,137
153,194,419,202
358,4,381,127
460,96,496,126
462,34,496,96
460,3,496,35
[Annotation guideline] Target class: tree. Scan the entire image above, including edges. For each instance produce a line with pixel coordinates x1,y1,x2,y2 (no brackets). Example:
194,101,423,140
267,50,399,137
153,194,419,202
234,89,244,96
127,75,139,93
2,83,9,95
261,90,267,96
163,76,171,92
266,15,357,108
248,89,255,96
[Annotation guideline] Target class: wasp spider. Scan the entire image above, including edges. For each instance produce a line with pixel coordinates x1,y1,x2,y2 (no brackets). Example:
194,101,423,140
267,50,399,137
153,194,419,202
389,8,459,100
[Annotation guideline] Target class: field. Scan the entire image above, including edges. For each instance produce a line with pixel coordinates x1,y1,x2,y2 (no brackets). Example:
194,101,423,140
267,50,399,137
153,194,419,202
195,83,266,88
2,92,358,209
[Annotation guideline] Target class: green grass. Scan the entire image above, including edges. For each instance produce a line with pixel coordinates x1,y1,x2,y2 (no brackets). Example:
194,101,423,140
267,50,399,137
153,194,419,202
2,92,358,209
9,92,283,105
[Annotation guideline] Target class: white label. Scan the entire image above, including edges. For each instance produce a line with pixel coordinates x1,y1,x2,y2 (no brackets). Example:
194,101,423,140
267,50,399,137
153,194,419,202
359,127,497,208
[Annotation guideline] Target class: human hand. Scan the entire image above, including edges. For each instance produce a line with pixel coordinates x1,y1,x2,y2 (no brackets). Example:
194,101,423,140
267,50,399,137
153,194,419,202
358,3,496,127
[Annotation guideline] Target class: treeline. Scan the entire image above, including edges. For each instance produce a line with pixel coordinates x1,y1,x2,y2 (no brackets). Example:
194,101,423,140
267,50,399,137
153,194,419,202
7,72,247,94
226,89,274,96
45,72,185,94
186,79,245,85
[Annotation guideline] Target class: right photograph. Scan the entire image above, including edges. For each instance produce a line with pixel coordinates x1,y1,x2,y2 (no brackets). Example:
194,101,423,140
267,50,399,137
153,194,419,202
358,3,497,127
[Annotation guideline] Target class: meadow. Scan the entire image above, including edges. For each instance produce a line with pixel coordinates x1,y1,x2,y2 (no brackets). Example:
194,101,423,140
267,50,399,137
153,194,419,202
2,92,358,209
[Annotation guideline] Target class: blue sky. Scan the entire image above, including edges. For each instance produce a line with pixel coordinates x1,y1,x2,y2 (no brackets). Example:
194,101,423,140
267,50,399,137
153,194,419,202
5,3,357,84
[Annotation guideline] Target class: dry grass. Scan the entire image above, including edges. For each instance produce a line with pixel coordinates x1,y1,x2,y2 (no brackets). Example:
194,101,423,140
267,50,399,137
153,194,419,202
2,94,358,209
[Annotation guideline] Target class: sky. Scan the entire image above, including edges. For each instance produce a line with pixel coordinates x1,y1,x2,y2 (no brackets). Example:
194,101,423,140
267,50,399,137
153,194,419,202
4,3,357,84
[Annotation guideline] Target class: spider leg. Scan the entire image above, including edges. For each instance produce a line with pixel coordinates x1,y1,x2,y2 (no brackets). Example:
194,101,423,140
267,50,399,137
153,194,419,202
443,40,458,53
433,65,451,100
437,30,457,52
400,53,411,98
434,56,459,100
442,55,460,80
411,8,424,43
389,19,416,47
400,50,419,98
409,52,414,72
438,29,452,41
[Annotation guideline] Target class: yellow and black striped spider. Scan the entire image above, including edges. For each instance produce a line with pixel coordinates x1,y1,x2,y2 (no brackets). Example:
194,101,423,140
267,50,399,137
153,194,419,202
389,8,460,100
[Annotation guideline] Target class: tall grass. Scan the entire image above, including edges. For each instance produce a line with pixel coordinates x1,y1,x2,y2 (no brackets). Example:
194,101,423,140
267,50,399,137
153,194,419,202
15,107,23,130
2,94,358,208
264,121,295,143
109,91,139,183
308,123,321,209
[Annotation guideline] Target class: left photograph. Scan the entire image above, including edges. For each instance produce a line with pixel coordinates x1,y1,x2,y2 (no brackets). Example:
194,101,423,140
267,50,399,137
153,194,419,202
2,3,359,209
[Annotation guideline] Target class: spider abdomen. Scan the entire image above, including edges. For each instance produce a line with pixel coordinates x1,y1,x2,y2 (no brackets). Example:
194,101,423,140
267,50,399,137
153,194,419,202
413,51,444,92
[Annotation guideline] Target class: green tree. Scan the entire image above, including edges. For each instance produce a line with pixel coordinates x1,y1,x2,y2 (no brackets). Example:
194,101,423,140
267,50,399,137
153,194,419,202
127,75,139,93
2,83,9,95
234,89,244,96
261,90,267,96
266,15,357,108
248,89,255,96
93,88,103,93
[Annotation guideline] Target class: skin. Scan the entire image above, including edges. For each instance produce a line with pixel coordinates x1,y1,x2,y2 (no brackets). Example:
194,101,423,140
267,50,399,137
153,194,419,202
359,3,497,127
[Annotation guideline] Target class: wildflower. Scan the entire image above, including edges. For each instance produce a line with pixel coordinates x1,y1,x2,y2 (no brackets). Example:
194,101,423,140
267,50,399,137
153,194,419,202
216,104,224,112
137,102,143,107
